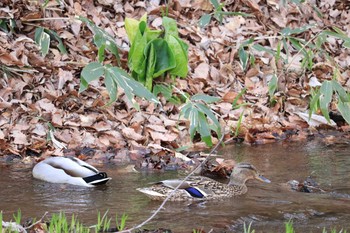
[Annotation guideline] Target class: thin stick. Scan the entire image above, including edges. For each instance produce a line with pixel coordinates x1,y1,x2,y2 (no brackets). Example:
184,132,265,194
117,134,225,233
24,212,48,230
22,17,70,22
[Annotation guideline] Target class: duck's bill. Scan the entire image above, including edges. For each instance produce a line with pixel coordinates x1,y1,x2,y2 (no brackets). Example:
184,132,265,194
257,175,271,183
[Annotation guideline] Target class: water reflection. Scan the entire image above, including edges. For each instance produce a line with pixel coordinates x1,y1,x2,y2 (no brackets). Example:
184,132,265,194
1,141,350,232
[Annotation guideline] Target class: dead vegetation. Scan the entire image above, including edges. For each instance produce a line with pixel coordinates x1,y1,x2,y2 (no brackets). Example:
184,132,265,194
1,0,350,160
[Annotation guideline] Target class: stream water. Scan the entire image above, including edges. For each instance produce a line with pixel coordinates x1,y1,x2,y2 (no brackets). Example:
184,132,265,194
1,140,350,232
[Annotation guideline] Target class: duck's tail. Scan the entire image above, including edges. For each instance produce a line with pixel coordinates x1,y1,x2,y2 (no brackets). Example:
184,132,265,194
136,188,166,201
83,172,111,185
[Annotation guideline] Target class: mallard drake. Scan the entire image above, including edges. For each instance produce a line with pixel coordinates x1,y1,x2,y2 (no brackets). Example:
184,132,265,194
32,157,111,187
137,163,270,201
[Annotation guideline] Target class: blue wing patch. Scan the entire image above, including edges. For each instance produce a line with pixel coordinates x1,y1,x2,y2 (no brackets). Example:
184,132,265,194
185,187,205,198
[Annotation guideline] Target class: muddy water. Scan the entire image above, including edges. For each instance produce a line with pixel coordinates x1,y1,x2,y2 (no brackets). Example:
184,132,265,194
1,141,350,232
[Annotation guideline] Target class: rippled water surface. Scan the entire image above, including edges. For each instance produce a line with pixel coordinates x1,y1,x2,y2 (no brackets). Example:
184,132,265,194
1,141,350,232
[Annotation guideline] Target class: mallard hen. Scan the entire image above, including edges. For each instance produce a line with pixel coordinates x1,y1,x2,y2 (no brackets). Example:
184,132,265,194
137,162,270,201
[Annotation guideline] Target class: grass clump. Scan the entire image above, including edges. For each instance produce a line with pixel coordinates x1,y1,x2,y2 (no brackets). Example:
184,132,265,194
0,210,128,233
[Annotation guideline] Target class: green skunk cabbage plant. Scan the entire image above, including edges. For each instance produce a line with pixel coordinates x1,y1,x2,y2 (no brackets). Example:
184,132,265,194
125,14,189,90
77,16,159,109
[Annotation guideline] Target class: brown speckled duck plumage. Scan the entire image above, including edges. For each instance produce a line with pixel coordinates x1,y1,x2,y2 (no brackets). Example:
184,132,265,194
137,163,270,201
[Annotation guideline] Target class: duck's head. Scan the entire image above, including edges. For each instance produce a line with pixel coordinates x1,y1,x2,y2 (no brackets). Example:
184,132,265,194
228,162,270,186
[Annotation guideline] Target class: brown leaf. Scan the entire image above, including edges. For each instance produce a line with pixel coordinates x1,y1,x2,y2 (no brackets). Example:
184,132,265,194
122,127,145,141
149,131,178,141
225,16,246,32
244,132,256,144
92,121,112,132
58,68,74,90
146,124,167,132
193,63,210,79
52,111,63,126
222,91,243,104
192,0,213,11
12,130,28,145
32,124,46,136
21,11,42,21
37,99,56,113
241,0,262,13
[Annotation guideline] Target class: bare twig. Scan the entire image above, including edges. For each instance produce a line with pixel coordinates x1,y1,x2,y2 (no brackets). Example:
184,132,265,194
24,211,48,230
117,134,225,233
22,17,70,22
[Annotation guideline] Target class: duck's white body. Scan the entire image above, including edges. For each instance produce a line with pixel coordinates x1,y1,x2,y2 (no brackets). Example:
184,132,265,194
32,157,111,187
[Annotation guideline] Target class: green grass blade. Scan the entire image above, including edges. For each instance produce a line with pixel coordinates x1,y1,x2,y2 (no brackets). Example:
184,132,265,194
319,80,333,122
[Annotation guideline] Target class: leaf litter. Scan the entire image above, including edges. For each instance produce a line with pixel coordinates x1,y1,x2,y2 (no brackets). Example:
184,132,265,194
1,0,350,169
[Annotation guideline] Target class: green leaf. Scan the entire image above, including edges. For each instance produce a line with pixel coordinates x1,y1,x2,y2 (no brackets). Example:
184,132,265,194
281,24,316,36
145,42,156,90
196,103,221,136
45,29,67,54
140,13,148,23
125,18,141,45
34,27,50,57
106,40,120,62
199,14,212,28
79,62,105,93
252,44,276,56
78,16,120,63
107,67,159,105
241,38,254,47
198,111,212,146
214,11,223,24
289,37,305,55
166,35,188,77
333,27,350,48
209,0,220,9
175,145,192,152
238,47,249,70
0,19,9,33
249,53,256,67
309,88,321,118
153,84,172,99
188,107,199,140
181,102,193,119
163,16,178,38
320,27,350,49
319,80,333,122
316,33,327,50
124,13,147,45
93,32,120,63
331,79,349,103
148,39,176,77
145,27,162,42
282,38,290,60
337,101,350,125
268,74,278,100
97,44,106,63
191,94,220,104
106,67,139,109
81,62,105,82
128,23,148,75
232,88,246,109
104,69,118,104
